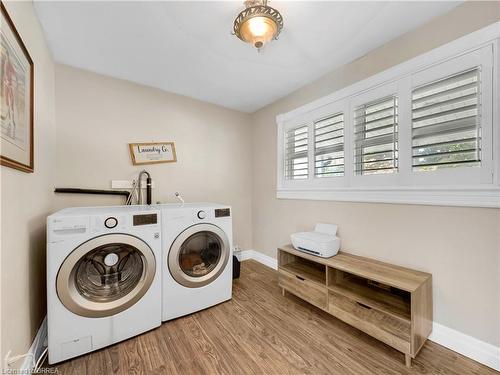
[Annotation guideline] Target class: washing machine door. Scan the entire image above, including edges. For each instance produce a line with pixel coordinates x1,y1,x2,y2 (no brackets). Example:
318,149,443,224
168,223,230,288
56,234,156,318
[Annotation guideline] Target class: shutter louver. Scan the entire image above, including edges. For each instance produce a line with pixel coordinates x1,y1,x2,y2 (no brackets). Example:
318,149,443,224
314,113,344,177
412,68,481,171
354,96,398,175
284,125,308,180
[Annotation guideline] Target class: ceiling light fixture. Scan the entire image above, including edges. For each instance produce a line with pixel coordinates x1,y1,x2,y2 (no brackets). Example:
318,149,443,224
233,0,283,50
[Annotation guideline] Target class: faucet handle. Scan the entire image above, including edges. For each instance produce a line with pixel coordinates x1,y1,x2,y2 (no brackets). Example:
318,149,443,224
174,192,185,205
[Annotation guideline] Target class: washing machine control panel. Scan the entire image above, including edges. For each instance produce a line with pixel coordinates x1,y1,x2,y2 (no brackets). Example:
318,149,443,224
104,217,118,229
133,213,158,226
197,210,207,220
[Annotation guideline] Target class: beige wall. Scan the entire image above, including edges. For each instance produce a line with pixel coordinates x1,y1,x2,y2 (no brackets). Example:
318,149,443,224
251,1,500,347
54,64,253,250
0,0,56,366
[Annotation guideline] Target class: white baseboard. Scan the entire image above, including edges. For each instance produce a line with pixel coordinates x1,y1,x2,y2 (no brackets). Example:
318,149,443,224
240,249,277,270
20,316,47,371
429,322,500,371
243,249,500,372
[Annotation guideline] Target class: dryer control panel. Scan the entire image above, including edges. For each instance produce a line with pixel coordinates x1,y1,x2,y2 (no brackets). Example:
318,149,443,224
215,208,230,218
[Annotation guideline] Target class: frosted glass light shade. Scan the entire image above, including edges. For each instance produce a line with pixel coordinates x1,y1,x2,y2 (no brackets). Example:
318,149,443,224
239,16,278,48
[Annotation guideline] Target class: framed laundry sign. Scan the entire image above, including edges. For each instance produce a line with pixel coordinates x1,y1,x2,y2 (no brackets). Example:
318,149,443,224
129,142,177,165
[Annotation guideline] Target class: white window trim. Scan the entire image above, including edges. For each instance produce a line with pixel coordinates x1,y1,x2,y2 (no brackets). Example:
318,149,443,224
276,21,500,208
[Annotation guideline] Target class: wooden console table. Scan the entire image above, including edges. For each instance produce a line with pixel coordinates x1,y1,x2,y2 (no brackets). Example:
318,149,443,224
278,245,432,367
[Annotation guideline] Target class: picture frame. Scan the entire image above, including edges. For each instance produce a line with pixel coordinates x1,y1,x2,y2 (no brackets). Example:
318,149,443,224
0,2,34,173
129,142,177,165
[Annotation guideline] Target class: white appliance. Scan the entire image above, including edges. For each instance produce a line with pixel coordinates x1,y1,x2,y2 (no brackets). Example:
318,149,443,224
158,203,233,321
291,223,340,258
46,206,162,364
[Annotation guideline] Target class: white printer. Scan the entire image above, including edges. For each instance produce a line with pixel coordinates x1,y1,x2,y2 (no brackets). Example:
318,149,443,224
291,223,340,258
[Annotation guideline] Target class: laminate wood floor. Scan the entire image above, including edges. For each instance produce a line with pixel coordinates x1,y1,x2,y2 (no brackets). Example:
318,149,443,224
48,260,496,375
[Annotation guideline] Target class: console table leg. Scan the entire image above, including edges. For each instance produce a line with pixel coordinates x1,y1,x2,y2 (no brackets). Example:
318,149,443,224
405,354,411,368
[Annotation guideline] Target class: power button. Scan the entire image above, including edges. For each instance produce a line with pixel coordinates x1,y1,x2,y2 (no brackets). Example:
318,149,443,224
104,217,118,229
197,211,206,220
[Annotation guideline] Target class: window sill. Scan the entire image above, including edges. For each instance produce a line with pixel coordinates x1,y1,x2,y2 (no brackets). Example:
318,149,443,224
276,187,500,208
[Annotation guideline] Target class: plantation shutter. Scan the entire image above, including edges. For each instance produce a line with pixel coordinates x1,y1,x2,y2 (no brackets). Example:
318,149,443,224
284,125,308,180
412,68,481,171
314,113,344,177
353,96,398,175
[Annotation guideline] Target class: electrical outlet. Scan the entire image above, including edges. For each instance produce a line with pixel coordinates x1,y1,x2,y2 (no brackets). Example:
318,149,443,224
111,180,132,189
111,180,155,189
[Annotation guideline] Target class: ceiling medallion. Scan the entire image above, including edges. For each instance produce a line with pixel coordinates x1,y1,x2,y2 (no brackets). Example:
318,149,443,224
233,0,283,50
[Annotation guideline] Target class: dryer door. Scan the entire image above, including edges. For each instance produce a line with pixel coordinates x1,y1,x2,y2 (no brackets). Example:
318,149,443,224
56,234,156,318
168,224,230,288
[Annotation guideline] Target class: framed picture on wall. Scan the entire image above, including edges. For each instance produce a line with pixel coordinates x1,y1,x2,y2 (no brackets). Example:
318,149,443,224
129,142,177,165
0,2,34,173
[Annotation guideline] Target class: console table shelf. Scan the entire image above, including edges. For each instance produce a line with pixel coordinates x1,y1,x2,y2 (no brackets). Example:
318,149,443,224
280,260,326,285
278,245,432,367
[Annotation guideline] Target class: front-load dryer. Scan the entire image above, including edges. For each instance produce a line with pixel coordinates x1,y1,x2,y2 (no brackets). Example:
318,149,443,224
159,203,233,321
47,206,161,364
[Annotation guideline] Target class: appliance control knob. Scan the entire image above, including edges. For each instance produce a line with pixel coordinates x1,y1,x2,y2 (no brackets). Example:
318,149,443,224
197,210,206,220
104,217,118,229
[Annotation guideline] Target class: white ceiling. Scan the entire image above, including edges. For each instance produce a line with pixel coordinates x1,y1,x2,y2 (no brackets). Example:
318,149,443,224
34,1,460,113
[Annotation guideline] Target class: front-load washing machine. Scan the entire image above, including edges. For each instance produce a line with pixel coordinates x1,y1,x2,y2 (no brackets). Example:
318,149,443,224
159,203,232,321
47,206,161,364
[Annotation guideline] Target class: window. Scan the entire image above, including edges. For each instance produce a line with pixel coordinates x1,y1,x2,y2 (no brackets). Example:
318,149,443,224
354,96,398,175
314,113,344,177
276,36,497,207
284,125,308,180
412,68,481,172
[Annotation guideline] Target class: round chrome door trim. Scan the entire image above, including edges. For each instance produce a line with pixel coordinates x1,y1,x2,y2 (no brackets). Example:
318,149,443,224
168,223,230,288
56,233,156,318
